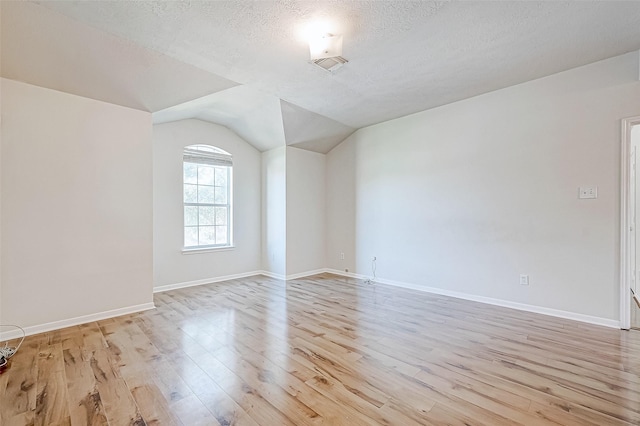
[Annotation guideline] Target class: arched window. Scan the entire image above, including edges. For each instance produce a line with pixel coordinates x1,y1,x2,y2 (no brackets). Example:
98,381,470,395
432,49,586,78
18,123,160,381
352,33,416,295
183,144,232,248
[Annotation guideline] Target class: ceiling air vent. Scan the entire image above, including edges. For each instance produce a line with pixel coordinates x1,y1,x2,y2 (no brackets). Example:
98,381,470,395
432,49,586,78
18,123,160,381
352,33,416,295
311,56,348,73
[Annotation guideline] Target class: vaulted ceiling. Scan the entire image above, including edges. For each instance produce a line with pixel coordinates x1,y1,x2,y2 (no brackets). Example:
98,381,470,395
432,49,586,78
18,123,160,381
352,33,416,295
3,1,640,153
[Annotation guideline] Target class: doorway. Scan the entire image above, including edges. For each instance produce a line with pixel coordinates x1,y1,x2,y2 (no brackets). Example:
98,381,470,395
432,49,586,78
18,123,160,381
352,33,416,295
621,116,640,330
631,124,640,329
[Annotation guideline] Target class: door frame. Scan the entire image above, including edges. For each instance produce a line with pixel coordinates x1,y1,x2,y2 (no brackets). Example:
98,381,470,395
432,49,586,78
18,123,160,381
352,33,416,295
620,116,640,330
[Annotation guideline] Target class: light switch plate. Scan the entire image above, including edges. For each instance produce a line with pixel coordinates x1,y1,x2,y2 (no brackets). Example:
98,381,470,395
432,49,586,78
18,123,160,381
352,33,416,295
579,186,597,199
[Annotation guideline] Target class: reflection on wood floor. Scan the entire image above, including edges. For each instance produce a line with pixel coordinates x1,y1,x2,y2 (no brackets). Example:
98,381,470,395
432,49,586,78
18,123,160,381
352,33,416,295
1,273,639,425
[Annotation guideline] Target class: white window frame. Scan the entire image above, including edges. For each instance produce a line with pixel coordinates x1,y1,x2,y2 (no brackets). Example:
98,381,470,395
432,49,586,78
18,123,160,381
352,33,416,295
182,144,233,251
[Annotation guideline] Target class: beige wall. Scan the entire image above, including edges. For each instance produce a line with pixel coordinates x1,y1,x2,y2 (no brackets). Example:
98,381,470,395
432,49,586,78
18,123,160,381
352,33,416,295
326,52,640,323
286,147,326,276
1,78,153,330
153,119,262,288
261,146,287,276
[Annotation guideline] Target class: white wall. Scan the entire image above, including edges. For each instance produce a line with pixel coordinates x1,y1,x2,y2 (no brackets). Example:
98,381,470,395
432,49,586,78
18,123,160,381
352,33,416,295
1,78,153,329
286,147,326,276
261,147,286,277
327,52,640,322
326,139,356,274
153,119,261,287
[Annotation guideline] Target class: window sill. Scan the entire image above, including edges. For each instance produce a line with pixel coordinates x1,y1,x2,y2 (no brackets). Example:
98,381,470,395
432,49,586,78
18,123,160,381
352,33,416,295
182,246,235,255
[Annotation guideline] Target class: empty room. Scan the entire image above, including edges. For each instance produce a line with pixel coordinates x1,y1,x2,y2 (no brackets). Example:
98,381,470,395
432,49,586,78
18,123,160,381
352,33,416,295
1,1,640,425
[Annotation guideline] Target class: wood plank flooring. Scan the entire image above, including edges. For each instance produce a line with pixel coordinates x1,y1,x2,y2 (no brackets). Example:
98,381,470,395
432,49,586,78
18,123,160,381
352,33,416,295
1,273,639,425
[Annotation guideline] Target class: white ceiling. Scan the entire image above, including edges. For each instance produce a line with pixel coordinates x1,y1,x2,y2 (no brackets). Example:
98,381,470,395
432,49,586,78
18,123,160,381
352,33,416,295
153,86,355,153
3,1,640,153
1,1,239,112
154,85,287,152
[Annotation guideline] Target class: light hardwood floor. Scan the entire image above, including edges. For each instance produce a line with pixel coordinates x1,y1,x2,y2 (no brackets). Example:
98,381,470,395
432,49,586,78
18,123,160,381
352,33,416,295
1,273,639,425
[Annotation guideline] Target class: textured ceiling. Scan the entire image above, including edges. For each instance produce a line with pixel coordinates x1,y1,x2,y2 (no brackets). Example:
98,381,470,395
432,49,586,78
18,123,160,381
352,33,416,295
3,1,640,153
1,1,238,112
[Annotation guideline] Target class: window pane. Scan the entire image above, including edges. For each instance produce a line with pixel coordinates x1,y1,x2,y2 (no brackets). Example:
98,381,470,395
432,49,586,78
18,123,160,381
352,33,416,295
199,206,214,225
215,186,227,204
215,226,228,245
215,168,227,186
200,226,215,245
184,151,232,248
198,185,215,203
215,207,227,225
198,166,215,185
184,163,198,184
184,184,198,203
184,227,198,247
184,206,198,226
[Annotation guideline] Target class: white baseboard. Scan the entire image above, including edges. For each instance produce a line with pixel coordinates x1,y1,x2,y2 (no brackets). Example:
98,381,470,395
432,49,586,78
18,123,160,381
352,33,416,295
153,270,264,293
3,269,618,341
153,269,329,293
324,269,620,329
285,268,329,280
258,270,287,280
0,302,156,341
258,269,328,281
325,268,366,280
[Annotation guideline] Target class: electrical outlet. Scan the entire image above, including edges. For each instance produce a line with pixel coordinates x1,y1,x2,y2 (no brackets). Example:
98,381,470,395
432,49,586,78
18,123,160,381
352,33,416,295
340,252,345,260
519,274,529,286
579,186,597,199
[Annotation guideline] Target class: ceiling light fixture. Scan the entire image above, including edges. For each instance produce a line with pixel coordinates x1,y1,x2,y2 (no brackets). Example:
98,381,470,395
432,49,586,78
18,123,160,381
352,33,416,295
311,56,348,73
309,33,343,60
308,33,348,72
